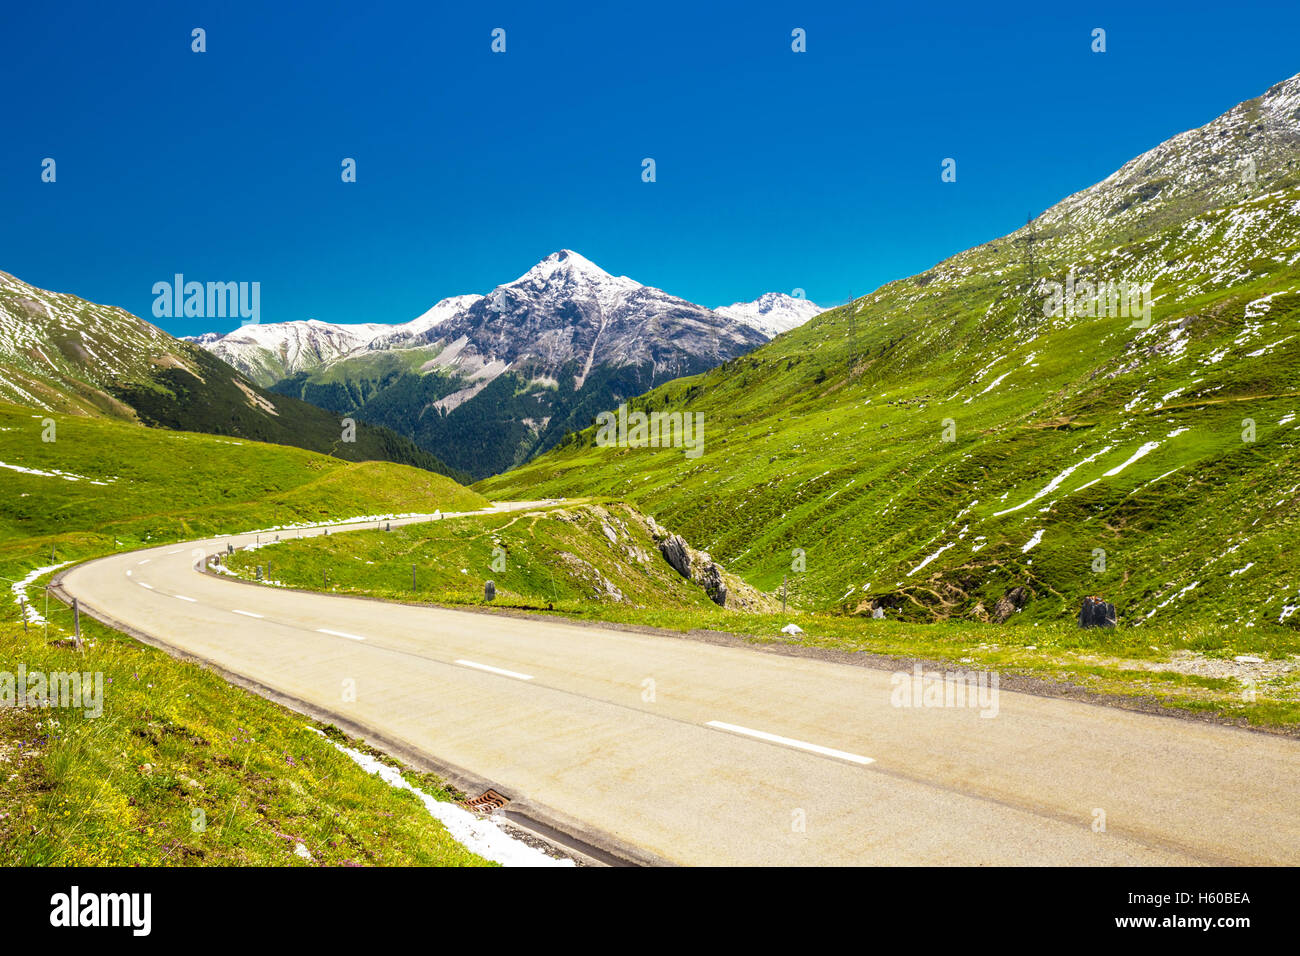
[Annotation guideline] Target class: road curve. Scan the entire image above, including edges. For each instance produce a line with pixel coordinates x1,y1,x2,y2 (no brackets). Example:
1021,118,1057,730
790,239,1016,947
56,505,1300,866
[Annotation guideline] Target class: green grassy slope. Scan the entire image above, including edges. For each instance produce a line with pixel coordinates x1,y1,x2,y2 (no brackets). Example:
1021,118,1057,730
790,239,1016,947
0,400,487,588
480,76,1300,632
223,501,774,613
0,271,466,479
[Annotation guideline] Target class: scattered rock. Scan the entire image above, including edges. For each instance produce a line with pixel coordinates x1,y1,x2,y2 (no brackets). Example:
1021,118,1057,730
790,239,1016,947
780,623,803,636
1077,595,1117,628
991,586,1028,623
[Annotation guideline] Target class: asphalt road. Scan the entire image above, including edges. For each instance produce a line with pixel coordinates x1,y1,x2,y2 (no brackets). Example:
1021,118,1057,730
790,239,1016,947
57,505,1300,866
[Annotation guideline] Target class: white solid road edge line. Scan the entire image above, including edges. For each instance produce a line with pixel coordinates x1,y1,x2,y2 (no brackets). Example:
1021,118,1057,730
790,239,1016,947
232,609,264,618
138,582,154,590
317,627,365,641
455,659,534,681
705,720,875,766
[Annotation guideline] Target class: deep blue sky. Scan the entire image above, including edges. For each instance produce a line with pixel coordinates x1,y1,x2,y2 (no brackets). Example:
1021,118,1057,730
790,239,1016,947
2,1,1298,338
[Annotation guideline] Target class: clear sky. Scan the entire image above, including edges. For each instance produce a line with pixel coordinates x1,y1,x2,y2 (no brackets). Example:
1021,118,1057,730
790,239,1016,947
2,0,1298,338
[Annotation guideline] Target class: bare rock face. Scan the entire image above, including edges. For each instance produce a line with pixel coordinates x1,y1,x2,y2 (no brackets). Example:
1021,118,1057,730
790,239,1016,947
658,534,726,607
695,558,728,608
1078,596,1117,628
659,534,692,579
991,586,1028,623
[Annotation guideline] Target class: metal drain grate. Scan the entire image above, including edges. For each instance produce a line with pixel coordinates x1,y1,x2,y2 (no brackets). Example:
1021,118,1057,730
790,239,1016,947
460,788,510,813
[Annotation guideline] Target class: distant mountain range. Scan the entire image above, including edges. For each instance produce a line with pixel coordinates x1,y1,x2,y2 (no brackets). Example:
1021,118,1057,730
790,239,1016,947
191,251,822,479
0,270,466,479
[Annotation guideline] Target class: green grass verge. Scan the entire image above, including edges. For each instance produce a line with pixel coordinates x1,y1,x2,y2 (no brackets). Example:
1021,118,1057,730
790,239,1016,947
0,593,490,866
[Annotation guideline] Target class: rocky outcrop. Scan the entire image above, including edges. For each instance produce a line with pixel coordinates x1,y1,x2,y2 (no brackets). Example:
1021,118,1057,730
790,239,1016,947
1078,596,1117,628
991,586,1028,623
660,534,692,579
657,534,727,606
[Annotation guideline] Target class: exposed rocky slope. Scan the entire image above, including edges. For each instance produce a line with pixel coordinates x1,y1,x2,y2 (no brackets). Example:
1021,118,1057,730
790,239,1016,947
262,251,781,479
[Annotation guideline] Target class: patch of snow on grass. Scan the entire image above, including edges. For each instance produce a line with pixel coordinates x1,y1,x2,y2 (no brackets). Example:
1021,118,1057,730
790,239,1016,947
1103,441,1160,477
907,542,954,577
11,561,72,623
993,446,1112,516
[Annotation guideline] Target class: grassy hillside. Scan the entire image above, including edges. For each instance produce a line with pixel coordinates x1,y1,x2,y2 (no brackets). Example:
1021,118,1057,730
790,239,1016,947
480,76,1300,634
0,400,487,589
223,501,775,613
0,270,466,479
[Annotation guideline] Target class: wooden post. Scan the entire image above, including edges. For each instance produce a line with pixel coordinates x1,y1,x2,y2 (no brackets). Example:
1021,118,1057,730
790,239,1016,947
782,575,787,613
412,564,417,590
20,597,27,633
323,570,328,587
72,597,82,650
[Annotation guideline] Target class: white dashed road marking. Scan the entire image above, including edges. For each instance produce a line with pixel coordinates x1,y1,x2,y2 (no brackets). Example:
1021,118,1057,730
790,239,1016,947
455,659,534,681
705,720,875,766
317,628,365,641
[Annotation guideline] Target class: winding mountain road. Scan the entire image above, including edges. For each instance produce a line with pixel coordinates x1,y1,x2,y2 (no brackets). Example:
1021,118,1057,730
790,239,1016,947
55,505,1300,866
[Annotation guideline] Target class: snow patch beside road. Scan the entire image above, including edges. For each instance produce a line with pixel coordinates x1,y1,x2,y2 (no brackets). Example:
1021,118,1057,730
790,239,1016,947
310,729,574,867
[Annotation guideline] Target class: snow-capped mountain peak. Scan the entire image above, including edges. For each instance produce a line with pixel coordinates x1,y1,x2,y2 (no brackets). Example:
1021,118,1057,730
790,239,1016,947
715,292,823,338
514,249,631,285
367,294,485,350
189,251,809,386
504,250,643,312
